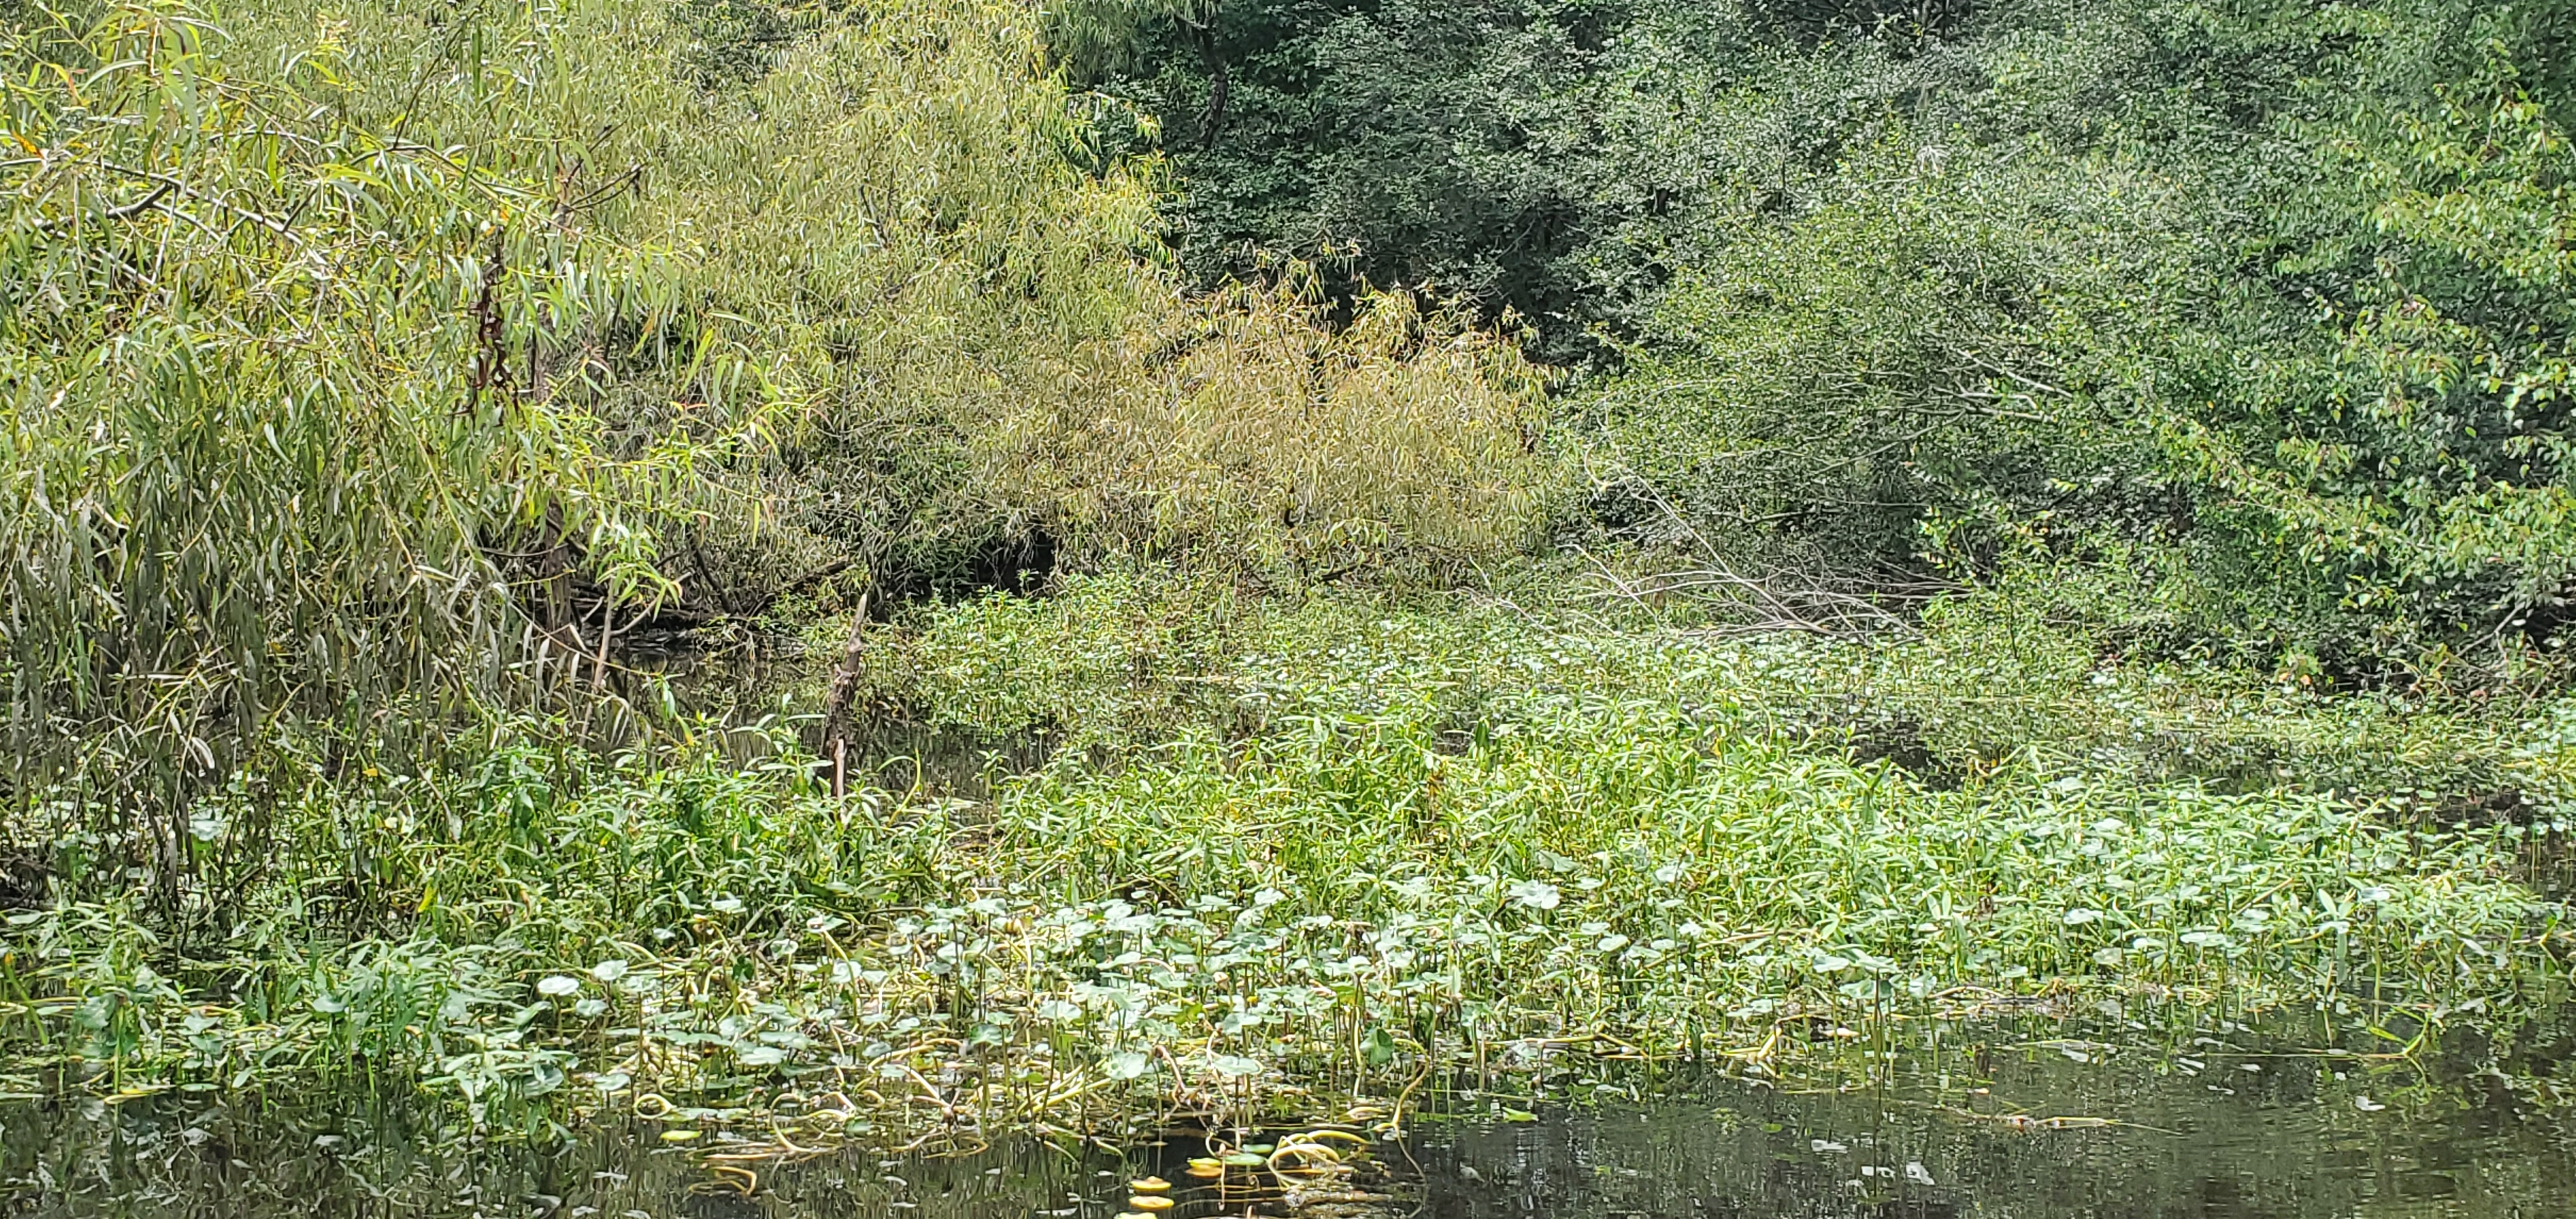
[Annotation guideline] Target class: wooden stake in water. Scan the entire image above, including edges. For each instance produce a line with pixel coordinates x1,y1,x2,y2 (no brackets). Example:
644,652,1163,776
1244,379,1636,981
825,594,870,799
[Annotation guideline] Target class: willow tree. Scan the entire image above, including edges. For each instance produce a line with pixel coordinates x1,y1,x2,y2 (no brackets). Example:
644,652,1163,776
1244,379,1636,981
0,0,710,908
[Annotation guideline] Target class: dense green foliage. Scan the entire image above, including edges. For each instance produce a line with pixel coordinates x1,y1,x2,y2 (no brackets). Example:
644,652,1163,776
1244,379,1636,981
0,0,696,870
6,0,2576,1146
4,583,2566,1136
0,0,1548,892
1084,0,2576,673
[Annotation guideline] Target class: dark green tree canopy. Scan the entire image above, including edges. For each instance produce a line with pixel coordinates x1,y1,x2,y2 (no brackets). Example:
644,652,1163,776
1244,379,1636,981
1079,0,2576,671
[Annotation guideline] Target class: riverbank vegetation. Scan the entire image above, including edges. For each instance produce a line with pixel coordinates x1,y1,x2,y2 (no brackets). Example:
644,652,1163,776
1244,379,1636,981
4,0,2575,1144
7,579,2570,1140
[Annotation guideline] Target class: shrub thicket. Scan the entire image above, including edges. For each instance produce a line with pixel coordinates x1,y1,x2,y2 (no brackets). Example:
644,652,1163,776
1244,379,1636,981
0,0,1549,896
1078,0,2576,678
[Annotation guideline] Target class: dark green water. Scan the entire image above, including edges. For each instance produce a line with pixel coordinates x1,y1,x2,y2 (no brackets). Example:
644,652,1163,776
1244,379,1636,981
5,1018,2572,1218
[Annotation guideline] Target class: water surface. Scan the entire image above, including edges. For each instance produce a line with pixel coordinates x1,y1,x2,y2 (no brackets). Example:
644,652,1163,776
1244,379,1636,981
7,1019,2571,1217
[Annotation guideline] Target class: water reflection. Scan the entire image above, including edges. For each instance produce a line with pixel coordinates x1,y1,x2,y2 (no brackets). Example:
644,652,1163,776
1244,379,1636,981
0,1094,1096,1218
6,1020,2572,1218
1400,1035,2575,1219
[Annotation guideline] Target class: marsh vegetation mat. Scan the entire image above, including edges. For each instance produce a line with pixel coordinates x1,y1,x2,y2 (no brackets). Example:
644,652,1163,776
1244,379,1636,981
6,1015,2572,1218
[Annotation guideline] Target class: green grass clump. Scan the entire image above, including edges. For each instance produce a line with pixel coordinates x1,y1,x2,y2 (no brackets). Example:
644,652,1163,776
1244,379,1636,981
868,566,2561,802
3,582,2566,1142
